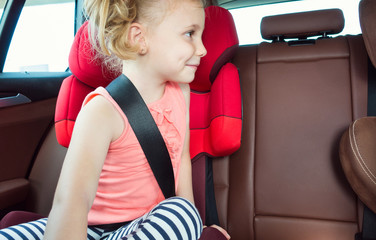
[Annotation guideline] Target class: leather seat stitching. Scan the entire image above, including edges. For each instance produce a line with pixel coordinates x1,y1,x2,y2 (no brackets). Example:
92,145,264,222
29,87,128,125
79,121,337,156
350,119,376,184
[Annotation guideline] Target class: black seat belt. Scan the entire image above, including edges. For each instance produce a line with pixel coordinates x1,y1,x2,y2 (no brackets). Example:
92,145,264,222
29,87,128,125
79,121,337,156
367,58,376,116
106,74,176,199
356,206,376,240
355,58,376,240
205,156,220,226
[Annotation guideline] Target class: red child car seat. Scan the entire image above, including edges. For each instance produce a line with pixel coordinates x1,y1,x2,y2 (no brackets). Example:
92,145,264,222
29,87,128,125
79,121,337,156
189,5,242,226
56,9,241,227
190,6,241,158
55,8,242,154
54,21,121,147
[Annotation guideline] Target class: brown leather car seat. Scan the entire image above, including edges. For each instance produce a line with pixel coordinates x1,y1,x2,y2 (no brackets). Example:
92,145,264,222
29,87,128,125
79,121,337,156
339,0,376,239
221,8,369,240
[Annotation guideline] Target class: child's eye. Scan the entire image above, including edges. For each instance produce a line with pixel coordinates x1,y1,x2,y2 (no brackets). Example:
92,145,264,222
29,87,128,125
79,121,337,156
185,31,194,38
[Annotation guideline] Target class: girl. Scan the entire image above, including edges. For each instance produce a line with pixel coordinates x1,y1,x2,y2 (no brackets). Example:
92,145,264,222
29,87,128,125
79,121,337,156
45,0,206,239
0,0,225,239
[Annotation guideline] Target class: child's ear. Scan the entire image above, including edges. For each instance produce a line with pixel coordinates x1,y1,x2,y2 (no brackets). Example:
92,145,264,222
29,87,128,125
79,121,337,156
128,23,147,55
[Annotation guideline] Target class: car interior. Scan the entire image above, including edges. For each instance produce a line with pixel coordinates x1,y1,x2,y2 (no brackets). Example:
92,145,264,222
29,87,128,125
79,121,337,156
0,0,375,239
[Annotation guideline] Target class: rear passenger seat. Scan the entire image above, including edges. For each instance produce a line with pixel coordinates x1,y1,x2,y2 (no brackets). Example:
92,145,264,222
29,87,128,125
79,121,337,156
213,9,369,240
11,7,370,240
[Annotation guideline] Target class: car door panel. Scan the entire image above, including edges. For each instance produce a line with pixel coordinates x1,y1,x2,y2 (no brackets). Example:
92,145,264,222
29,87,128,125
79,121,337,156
0,73,67,211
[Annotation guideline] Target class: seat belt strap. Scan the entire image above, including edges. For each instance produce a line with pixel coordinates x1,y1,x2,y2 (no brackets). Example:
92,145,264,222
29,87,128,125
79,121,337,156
367,57,376,116
106,74,176,199
205,156,220,226
362,206,376,240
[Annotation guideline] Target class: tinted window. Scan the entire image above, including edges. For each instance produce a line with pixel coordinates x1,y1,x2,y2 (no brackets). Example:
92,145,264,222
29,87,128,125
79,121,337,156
3,0,75,72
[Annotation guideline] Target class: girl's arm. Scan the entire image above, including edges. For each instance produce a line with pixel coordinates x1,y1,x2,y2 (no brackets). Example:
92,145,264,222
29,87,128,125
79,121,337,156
177,83,195,204
177,84,231,239
44,96,123,239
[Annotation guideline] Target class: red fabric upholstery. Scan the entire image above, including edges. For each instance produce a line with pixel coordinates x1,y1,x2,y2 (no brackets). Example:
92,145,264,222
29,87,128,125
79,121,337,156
55,21,120,147
189,6,241,231
189,6,241,159
191,6,239,92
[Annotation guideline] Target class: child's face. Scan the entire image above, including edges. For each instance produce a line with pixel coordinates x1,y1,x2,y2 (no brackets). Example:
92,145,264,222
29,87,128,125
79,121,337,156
144,0,207,84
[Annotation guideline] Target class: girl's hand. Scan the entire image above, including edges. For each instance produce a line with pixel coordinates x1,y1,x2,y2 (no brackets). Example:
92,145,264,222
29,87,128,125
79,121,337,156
203,224,231,239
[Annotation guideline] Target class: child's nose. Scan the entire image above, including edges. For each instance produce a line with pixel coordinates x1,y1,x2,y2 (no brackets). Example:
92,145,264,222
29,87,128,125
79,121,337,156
196,41,207,57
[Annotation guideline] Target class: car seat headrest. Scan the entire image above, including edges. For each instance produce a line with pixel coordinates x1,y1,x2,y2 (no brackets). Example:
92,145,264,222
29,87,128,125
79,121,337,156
261,9,344,41
339,117,376,214
68,21,120,87
189,6,241,158
190,6,239,92
359,0,376,67
55,21,120,147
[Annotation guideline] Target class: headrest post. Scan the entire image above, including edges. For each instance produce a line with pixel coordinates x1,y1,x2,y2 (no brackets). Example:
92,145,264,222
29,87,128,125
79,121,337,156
272,36,285,43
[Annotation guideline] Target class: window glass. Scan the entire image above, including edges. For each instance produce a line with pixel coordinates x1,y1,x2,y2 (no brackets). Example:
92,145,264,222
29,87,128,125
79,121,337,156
3,0,75,72
230,0,362,45
0,0,5,17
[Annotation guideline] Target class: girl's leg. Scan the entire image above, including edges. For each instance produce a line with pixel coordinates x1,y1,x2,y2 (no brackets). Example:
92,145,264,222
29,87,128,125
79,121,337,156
0,218,47,240
106,197,203,240
0,218,109,240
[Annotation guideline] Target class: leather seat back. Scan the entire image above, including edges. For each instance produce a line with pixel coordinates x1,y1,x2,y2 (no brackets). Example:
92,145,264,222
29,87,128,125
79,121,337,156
339,0,376,215
220,9,369,239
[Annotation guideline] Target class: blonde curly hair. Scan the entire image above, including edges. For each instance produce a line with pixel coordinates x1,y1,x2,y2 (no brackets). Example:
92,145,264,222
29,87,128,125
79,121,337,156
84,0,206,73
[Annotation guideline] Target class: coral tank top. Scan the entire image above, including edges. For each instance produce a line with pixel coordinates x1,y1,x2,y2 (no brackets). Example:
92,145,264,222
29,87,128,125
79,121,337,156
84,81,186,225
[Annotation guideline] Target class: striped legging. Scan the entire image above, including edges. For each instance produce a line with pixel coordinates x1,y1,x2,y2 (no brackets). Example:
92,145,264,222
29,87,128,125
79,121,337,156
0,197,203,240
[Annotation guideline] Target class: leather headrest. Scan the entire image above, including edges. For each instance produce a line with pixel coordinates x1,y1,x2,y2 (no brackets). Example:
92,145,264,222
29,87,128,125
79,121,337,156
339,117,376,213
359,0,376,67
261,9,344,41
190,6,239,92
68,21,119,87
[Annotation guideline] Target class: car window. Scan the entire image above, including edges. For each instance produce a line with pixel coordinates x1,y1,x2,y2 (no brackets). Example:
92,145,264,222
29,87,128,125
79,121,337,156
2,0,75,72
230,0,362,45
0,0,5,16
